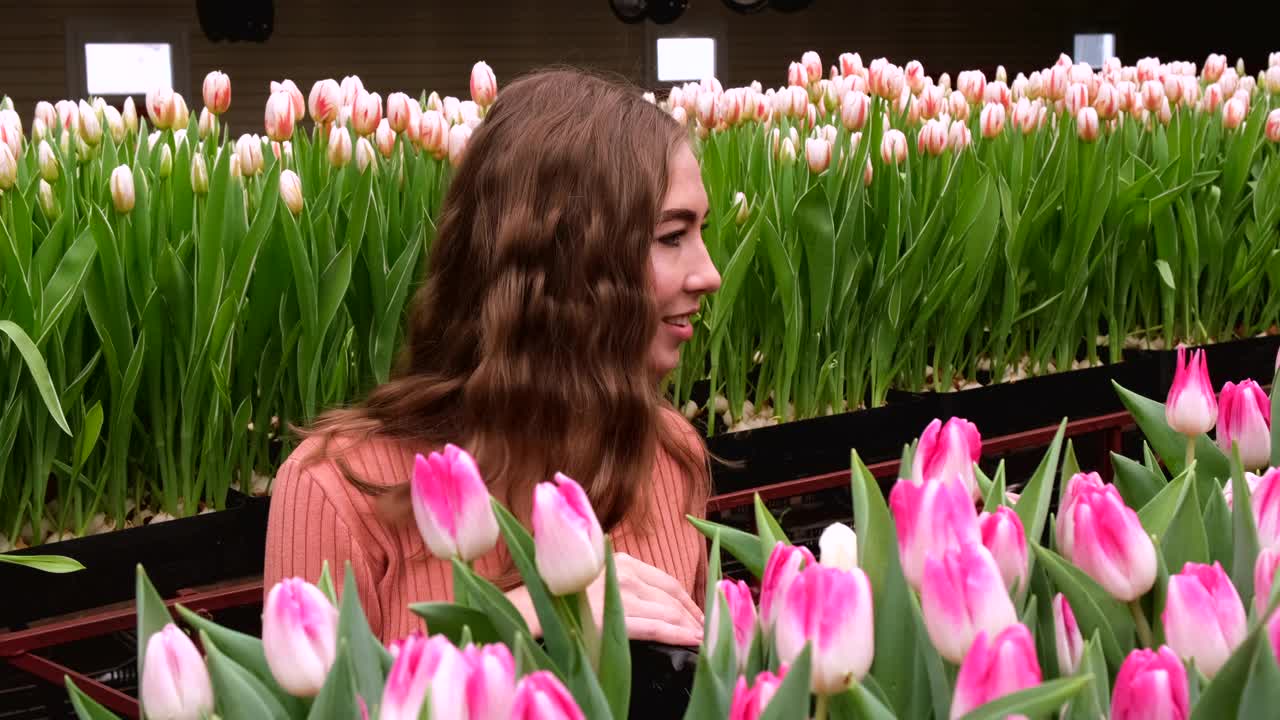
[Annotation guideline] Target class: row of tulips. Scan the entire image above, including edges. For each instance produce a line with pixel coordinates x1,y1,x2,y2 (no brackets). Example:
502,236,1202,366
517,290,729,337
4,47,1280,546
65,349,1280,718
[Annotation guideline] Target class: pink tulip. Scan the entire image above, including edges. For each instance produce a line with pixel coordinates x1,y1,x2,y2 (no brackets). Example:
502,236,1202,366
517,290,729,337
1076,106,1100,142
1222,97,1247,130
470,61,498,108
922,543,1019,664
890,476,981,590
708,579,758,671
262,578,339,697
1053,593,1084,675
1268,109,1280,143
786,86,808,118
775,564,875,695
841,90,869,131
109,164,135,213
787,61,806,88
839,52,863,78
879,128,907,165
140,624,214,720
1111,646,1190,720
917,84,944,119
462,643,516,720
804,137,831,174
419,110,450,158
1220,67,1241,96
0,145,15,192
917,120,948,157
949,90,970,121
1217,380,1271,470
1163,561,1247,677
328,126,353,168
447,124,472,167
984,80,1011,108
1057,471,1157,601
352,89,383,136
410,444,498,562
1064,82,1089,115
1252,468,1280,548
510,671,585,720
340,75,365,106
801,51,823,84
1204,53,1228,83
146,87,176,130
1266,67,1280,95
375,119,396,158
979,507,1028,593
948,121,972,152
202,71,230,115
760,542,816,631
532,472,605,595
904,60,926,94
1094,82,1120,119
980,103,1006,139
379,633,469,720
1141,80,1165,113
1201,83,1225,113
1166,345,1217,436
949,624,1041,720
1257,548,1280,616
957,70,987,105
386,92,416,134
264,90,296,143
696,92,720,129
279,170,303,215
270,79,305,120
309,79,342,124
912,417,982,496
728,668,786,720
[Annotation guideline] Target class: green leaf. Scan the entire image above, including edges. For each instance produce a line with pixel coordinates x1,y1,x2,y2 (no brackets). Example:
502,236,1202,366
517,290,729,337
688,515,766,579
754,492,790,562
1239,630,1280,720
681,649,729,720
1065,633,1111,720
0,553,84,572
175,606,307,717
1033,546,1136,667
1113,381,1230,480
317,560,337,605
1203,485,1234,572
449,558,533,647
0,320,72,434
202,630,292,720
1015,420,1067,558
1230,448,1262,601
1138,466,1190,538
759,645,812,720
136,565,175,685
64,678,124,720
828,682,898,720
336,563,388,710
1160,468,1211,572
1155,259,1176,289
307,639,358,720
958,675,1092,720
409,602,502,644
1111,452,1165,510
598,543,631,719
493,500,572,671
1191,621,1269,720
566,635,615,720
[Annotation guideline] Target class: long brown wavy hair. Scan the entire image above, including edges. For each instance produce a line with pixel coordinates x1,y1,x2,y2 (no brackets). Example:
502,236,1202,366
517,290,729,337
301,68,710,541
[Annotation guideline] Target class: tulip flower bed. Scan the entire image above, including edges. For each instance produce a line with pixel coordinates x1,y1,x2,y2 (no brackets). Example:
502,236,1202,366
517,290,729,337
61,350,1280,720
3,49,1280,555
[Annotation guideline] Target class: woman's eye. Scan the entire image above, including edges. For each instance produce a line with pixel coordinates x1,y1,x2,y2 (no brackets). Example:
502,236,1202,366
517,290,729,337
658,231,683,247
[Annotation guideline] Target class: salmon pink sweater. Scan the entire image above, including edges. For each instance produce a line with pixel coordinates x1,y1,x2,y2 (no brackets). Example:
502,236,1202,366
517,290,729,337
263,414,708,643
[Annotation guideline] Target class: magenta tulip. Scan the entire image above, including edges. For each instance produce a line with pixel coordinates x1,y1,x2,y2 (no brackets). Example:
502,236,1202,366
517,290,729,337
708,579,757,671
1256,547,1280,616
979,507,1028,594
140,624,214,720
1053,593,1084,675
1217,380,1271,470
921,543,1018,664
774,564,875,695
410,444,498,562
262,578,339,697
379,633,469,720
1252,468,1280,549
510,671,586,720
1163,561,1246,677
759,542,816,632
912,418,983,497
1166,346,1217,436
889,477,981,591
950,624,1041,719
728,668,786,720
1111,646,1190,720
462,643,516,720
532,472,605,595
1056,472,1157,602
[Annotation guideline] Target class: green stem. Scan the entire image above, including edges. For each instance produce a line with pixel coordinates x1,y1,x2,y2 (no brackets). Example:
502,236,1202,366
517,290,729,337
1185,434,1196,471
577,592,602,673
1129,600,1154,648
814,694,830,720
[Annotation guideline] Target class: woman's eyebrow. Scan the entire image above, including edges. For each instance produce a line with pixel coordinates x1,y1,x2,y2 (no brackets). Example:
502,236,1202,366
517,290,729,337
658,208,700,223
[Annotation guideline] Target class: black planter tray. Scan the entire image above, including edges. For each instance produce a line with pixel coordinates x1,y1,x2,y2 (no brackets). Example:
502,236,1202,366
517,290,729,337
0,492,271,629
1123,335,1280,392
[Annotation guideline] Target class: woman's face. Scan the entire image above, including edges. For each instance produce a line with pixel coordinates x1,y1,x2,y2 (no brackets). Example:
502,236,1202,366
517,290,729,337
647,143,721,378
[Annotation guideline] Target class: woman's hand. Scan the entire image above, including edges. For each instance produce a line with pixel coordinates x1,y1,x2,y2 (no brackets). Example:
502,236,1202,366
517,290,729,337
503,552,704,647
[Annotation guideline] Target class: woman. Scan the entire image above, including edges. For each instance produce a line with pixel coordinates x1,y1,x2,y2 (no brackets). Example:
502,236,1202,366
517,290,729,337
263,69,722,646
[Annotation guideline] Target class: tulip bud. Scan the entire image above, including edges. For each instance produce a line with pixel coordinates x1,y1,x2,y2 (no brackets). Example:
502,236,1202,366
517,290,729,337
707,579,757,671
913,417,982,493
379,633,472,720
1204,53,1227,83
276,169,303,215
904,60,925,94
109,165,135,213
35,140,58,182
0,144,15,191
262,578,339,697
140,624,214,720
532,473,606,595
234,134,263,177
917,119,948,157
980,103,1006,138
670,105,688,127
1248,468,1280,551
732,191,749,225
759,542,816,632
510,671,586,720
373,118,396,159
264,90,297,143
158,144,173,179
1057,471,1157,601
950,625,1041,719
352,89,383,136
979,507,1028,593
1268,108,1280,143
98,105,124,145
948,121,972,152
879,128,907,165
1111,646,1190,720
318,128,349,172
728,669,786,720
1256,548,1280,616
1222,97,1247,130
1215,380,1271,469
801,50,823,84
146,87,175,130
340,75,364,107
470,60,499,108
819,522,858,571
197,107,215,141
779,136,798,163
804,137,831,174
203,70,231,115
190,154,209,194
775,564,875,695
409,444,499,562
1166,345,1217,435
268,79,304,121
1201,83,1225,113
1162,561,1247,678
36,178,58,220
308,79,341,124
1053,593,1084,675
119,97,138,136
1076,106,1100,142
984,81,1011,108
78,100,102,146
229,153,242,179
839,52,863,78
418,110,449,157
921,543,1018,664
386,92,415,134
1141,80,1168,113
840,90,870,131
170,93,189,131
355,136,377,174
1266,67,1280,94
889,477,980,590
447,123,472,167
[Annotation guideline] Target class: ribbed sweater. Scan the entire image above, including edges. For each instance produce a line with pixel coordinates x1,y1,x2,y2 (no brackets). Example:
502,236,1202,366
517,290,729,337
263,413,708,643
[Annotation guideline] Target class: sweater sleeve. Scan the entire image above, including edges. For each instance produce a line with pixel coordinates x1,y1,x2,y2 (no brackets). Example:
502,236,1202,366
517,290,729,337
263,455,385,637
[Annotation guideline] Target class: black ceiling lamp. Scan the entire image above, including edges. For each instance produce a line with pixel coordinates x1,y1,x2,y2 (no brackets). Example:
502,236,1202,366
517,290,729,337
722,0,769,13
768,0,814,11
609,0,648,24
646,0,689,24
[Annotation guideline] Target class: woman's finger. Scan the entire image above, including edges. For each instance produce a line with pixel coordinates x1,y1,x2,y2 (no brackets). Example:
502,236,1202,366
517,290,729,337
623,616,703,647
616,554,704,623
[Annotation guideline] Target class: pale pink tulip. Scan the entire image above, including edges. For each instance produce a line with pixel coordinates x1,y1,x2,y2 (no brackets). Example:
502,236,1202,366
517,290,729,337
841,90,869,131
375,118,396,158
34,100,55,130
1268,108,1280,143
801,51,823,84
775,564,875,695
352,89,383,136
949,624,1041,720
904,60,926,94
262,578,339,697
1204,53,1228,83
264,90,296,143
912,417,982,494
1217,380,1271,469
1166,345,1217,436
1076,106,1100,142
1163,561,1246,677
339,75,365,106
839,52,863,78
890,477,981,590
1266,67,1280,94
759,542,816,632
385,92,415,134
1141,80,1165,113
1252,468,1280,548
418,110,449,157
1256,548,1280,616
707,578,757,671
146,87,175,130
1220,67,1241,96
1202,83,1225,113
109,164,134,213
979,507,1028,593
1094,82,1120,119
818,522,858,571
328,126,353,168
447,124,472,167
880,128,907,165
728,668,786,720
1222,97,1247,130
532,473,605,595
957,70,987,105
922,543,1019,664
279,170,303,215
1057,472,1157,602
270,79,305,120
309,79,342,124
788,61,807,88
234,133,263,177
202,70,230,115
470,61,498,108
917,84,944,119
980,102,1006,138
1053,593,1084,675
510,671,585,720
140,624,214,720
917,120,947,157
1111,646,1190,720
804,137,831,174
984,80,1011,108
